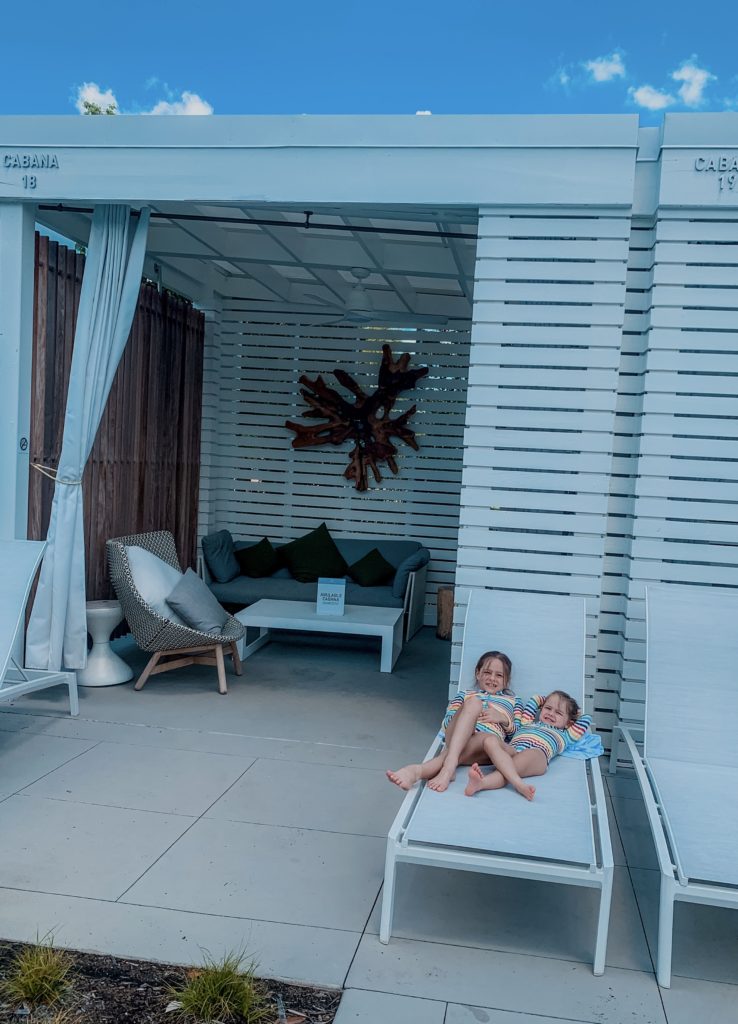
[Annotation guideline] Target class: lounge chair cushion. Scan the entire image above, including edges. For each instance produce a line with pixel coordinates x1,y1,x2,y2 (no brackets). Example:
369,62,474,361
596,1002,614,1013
166,568,229,634
279,522,349,583
349,548,396,587
125,545,186,625
202,529,240,583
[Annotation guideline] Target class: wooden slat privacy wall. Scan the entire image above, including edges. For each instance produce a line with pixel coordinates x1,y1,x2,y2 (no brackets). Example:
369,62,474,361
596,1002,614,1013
197,310,471,621
29,234,205,600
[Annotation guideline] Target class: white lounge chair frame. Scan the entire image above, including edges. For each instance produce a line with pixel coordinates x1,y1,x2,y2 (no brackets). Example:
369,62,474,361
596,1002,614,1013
381,590,613,974
615,584,738,988
0,540,78,716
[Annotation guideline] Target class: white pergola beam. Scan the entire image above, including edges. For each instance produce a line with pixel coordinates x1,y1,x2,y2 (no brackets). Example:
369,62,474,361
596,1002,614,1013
0,204,35,540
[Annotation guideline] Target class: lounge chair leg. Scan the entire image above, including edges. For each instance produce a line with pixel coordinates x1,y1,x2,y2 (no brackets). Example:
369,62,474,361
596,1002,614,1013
379,841,397,944
656,880,674,988
593,864,613,975
230,641,242,676
135,652,161,691
215,644,227,695
68,675,80,717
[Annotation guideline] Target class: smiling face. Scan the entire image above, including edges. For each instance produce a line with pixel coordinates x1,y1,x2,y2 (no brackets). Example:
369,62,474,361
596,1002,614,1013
475,656,507,695
539,693,574,729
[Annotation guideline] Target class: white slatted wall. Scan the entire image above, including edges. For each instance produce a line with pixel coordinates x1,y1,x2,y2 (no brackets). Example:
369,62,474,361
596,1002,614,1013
613,208,738,762
198,311,471,622
454,208,633,746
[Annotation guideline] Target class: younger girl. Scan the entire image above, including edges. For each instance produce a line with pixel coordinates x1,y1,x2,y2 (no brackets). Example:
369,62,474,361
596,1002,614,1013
386,650,516,792
465,690,591,801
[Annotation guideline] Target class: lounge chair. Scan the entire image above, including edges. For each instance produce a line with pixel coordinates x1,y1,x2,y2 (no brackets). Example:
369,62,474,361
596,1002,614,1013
616,584,738,988
380,589,613,974
0,540,78,715
107,530,245,694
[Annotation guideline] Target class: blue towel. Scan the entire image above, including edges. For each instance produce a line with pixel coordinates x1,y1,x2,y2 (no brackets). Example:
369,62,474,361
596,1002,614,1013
561,732,604,760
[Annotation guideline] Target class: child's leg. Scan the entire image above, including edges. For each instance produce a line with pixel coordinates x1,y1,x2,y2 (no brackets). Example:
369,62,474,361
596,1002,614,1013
387,699,468,789
488,741,548,801
386,753,448,790
427,697,482,792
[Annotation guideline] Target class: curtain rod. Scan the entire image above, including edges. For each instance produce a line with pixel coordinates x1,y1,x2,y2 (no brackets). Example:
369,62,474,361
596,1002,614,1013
37,204,477,241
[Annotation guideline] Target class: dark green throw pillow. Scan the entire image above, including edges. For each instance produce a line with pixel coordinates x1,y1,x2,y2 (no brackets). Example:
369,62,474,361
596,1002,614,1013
349,548,396,587
279,523,348,583
236,537,280,578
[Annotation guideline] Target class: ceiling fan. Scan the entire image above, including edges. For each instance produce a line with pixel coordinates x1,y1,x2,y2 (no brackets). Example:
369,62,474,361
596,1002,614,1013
301,268,449,326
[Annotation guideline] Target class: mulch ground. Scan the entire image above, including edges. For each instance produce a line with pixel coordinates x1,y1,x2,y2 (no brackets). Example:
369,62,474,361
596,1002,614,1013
0,942,340,1023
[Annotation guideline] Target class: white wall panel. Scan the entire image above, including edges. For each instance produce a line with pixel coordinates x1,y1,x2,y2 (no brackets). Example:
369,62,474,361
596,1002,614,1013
613,208,738,765
453,208,632,746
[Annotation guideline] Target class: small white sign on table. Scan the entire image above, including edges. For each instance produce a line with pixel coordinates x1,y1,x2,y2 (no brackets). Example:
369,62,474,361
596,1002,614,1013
316,577,346,616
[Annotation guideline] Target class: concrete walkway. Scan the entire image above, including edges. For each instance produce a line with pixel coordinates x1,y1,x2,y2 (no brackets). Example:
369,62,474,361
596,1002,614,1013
0,629,735,1023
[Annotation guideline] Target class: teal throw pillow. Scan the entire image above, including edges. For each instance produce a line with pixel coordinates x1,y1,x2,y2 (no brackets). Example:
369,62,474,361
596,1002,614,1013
279,523,348,583
349,548,396,587
236,537,280,578
201,530,240,583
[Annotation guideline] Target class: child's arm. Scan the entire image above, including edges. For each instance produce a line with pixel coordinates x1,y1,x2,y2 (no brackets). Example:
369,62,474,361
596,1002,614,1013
515,694,544,728
565,713,592,745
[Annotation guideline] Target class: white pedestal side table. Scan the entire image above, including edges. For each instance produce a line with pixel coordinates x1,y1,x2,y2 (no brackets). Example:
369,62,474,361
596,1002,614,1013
77,600,134,687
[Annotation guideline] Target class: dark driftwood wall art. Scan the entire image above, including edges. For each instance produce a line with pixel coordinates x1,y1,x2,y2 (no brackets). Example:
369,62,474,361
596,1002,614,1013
285,343,429,492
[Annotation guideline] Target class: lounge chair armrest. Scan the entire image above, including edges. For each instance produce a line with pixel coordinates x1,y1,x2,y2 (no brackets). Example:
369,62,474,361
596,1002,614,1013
620,727,678,883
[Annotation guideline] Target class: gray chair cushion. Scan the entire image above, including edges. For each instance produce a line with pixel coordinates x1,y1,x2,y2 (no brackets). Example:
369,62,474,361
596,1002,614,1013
391,547,431,598
202,530,240,583
167,568,229,634
125,544,186,625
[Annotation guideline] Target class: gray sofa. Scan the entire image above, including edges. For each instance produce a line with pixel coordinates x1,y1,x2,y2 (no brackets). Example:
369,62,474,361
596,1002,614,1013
202,534,430,640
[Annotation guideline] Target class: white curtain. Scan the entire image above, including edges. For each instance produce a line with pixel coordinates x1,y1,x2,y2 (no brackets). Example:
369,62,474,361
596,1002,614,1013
26,205,150,671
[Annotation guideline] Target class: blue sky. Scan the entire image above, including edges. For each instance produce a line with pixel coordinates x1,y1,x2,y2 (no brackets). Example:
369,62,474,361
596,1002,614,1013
1,0,735,121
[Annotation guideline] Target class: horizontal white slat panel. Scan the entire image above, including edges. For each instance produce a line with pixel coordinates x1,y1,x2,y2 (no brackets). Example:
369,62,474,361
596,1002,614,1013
200,314,470,629
479,259,627,283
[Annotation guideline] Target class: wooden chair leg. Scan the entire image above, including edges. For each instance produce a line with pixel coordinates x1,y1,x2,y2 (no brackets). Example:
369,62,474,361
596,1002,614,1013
230,641,242,676
135,652,161,691
215,644,227,695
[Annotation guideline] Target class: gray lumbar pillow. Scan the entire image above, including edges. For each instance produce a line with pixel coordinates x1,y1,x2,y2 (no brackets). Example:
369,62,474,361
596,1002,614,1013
166,568,229,634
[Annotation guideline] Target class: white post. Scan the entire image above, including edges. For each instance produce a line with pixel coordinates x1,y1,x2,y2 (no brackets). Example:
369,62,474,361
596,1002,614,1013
0,203,35,540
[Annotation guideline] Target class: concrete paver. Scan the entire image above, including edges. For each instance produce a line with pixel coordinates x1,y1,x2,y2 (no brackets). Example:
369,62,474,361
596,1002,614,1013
0,629,735,1022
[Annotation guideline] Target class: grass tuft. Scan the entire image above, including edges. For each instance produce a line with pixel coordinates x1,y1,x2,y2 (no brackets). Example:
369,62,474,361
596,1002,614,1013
0,936,73,1009
170,950,272,1023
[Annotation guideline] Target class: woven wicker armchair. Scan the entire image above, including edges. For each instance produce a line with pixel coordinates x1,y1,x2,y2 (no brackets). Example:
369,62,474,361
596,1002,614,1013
107,530,245,694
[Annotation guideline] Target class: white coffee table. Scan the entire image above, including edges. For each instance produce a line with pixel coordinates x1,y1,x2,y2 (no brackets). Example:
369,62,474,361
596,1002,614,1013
235,600,404,673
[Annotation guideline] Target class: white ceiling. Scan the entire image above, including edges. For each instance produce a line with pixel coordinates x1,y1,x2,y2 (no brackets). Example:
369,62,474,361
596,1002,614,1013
37,200,479,324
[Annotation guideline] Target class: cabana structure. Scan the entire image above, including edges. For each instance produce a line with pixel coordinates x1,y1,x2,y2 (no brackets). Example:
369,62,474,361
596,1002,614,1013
0,113,737,751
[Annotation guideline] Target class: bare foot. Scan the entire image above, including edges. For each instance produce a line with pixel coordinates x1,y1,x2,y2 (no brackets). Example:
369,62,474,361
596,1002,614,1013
427,766,456,792
513,780,536,801
464,763,485,796
386,765,421,790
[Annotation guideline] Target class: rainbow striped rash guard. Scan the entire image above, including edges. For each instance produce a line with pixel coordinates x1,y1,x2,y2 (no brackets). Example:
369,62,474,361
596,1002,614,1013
511,694,591,764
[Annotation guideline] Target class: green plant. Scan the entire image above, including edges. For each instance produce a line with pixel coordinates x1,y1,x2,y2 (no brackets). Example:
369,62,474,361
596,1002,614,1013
0,937,72,1009
170,950,271,1023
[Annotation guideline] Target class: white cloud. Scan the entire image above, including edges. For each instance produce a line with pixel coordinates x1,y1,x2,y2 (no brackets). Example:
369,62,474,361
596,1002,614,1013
75,82,118,113
629,84,676,110
147,91,213,115
672,61,714,107
584,52,626,83
415,110,432,115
